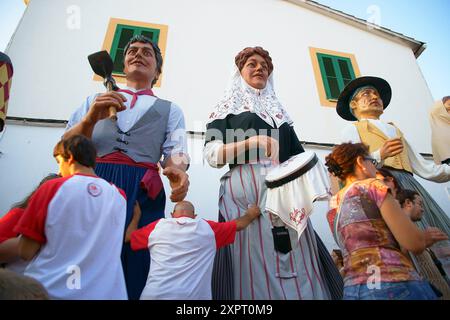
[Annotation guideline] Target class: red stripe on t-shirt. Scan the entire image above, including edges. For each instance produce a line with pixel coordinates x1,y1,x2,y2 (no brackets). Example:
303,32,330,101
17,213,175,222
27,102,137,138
206,220,237,249
0,207,24,243
114,185,127,201
130,219,161,251
14,176,72,244
106,180,127,200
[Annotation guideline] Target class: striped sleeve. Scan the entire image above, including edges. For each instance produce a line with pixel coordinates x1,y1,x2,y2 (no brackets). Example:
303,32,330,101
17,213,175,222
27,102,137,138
14,177,69,244
206,220,237,249
130,219,161,251
0,208,24,243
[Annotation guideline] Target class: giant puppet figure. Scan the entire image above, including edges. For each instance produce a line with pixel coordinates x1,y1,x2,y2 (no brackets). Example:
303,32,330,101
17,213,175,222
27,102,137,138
336,76,450,277
205,47,343,300
429,96,450,165
64,35,190,300
0,52,13,132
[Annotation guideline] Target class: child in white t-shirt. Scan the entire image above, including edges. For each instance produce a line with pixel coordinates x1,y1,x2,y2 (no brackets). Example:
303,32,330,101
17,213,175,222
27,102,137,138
15,135,128,300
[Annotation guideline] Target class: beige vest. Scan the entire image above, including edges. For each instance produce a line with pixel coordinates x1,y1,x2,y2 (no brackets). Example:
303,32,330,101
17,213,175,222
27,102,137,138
354,120,413,173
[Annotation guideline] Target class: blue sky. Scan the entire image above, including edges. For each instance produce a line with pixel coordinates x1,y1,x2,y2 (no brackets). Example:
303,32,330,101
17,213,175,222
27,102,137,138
0,0,449,99
317,0,450,100
0,1,26,53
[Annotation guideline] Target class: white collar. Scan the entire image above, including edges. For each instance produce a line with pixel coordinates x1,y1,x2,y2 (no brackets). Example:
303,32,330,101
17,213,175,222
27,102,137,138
122,86,152,93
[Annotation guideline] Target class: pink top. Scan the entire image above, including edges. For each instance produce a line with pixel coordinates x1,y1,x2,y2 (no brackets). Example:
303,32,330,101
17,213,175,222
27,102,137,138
327,178,421,286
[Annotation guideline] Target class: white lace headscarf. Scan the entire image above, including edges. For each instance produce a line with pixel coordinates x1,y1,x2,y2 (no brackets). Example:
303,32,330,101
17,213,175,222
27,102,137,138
206,65,293,128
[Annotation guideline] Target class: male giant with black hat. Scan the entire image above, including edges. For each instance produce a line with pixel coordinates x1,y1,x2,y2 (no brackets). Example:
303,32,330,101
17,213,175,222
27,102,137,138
336,76,450,278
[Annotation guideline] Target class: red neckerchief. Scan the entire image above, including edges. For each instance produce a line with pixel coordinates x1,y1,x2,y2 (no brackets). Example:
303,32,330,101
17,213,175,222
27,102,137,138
117,88,154,109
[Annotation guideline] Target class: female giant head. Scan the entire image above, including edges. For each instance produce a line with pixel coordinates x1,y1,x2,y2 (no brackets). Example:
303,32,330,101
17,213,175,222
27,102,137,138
235,46,273,89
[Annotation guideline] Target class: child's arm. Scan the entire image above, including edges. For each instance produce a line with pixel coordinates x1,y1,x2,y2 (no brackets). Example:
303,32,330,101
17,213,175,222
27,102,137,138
0,237,20,263
206,205,261,249
125,201,142,243
235,205,261,231
18,236,41,261
423,227,448,248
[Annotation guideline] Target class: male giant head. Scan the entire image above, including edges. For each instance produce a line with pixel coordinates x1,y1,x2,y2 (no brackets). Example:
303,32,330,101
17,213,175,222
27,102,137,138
122,35,163,89
336,76,404,162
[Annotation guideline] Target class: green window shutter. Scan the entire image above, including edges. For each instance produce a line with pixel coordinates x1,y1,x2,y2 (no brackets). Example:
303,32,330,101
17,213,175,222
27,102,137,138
317,53,356,100
140,29,160,44
110,25,161,75
110,25,135,74
337,58,355,87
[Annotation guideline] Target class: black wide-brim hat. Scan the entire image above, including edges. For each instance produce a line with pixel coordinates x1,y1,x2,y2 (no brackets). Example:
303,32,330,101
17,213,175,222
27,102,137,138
336,76,391,121
0,52,12,65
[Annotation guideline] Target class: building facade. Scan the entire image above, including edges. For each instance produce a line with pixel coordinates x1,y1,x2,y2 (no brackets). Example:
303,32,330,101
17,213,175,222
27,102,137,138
1,0,448,251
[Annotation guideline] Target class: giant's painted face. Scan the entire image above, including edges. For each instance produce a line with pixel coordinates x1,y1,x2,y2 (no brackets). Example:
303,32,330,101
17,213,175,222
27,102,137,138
444,99,450,114
350,87,384,119
123,42,158,85
240,54,269,90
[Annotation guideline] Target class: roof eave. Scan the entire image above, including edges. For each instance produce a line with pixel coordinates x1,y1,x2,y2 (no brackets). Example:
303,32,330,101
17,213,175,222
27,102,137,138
285,0,426,58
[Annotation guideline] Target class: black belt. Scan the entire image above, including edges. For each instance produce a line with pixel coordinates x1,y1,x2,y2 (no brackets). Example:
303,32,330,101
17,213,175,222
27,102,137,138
265,154,318,189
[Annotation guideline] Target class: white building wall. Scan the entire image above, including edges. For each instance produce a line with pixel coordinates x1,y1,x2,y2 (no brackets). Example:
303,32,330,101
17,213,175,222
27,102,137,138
1,125,448,251
7,0,435,151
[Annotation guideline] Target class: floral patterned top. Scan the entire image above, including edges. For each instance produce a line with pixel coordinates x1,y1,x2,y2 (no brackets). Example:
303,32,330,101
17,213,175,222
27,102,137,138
327,178,421,287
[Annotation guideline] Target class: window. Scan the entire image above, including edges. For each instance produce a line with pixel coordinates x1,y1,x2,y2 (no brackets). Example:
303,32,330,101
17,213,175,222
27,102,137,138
97,18,168,87
309,47,360,107
110,25,161,75
317,53,355,100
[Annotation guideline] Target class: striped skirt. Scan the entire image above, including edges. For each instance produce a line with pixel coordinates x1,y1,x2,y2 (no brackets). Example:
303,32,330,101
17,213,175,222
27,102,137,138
212,163,334,300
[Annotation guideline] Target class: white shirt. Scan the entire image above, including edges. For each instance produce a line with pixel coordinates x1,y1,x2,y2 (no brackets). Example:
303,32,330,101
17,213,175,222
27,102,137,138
341,119,450,183
131,217,236,300
204,140,226,168
15,174,128,300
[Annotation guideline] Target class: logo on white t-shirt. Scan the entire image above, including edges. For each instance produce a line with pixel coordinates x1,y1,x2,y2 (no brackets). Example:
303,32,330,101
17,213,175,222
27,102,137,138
87,183,102,197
